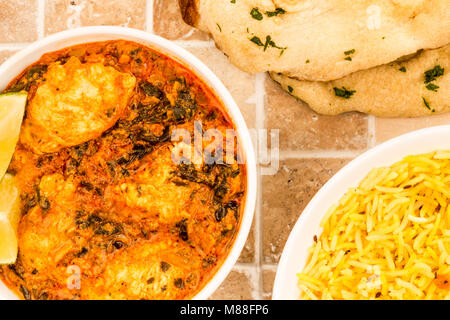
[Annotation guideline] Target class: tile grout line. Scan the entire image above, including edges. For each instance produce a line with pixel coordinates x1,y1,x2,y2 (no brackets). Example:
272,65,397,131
234,263,259,272
37,0,45,39
279,149,365,159
0,43,31,50
252,168,263,299
254,72,266,299
261,264,278,272
368,114,376,147
173,40,215,48
145,0,154,34
255,73,266,131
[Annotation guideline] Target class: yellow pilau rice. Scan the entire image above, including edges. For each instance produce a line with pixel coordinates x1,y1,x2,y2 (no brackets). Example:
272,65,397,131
298,151,450,300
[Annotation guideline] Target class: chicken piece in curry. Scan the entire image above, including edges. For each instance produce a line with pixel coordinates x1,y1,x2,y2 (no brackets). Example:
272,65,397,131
20,56,136,154
0,40,246,300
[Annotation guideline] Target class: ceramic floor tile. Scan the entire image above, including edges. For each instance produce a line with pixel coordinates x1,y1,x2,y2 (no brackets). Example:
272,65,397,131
262,158,349,263
45,0,146,35
153,0,210,40
186,47,256,129
0,0,37,42
238,216,255,264
262,268,276,299
0,51,17,65
265,77,368,151
375,114,450,143
210,270,256,300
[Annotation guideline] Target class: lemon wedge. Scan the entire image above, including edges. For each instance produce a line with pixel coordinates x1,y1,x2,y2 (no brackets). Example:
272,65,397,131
0,174,21,264
0,91,27,264
0,91,27,179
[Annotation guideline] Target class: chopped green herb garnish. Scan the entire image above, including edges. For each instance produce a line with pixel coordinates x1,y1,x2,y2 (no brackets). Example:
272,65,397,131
231,0,236,3
266,8,286,17
305,59,310,64
344,49,355,55
426,83,439,92
422,97,434,112
266,35,287,54
263,35,270,51
250,36,264,47
250,35,286,54
423,97,431,110
250,8,263,20
344,49,355,61
249,7,286,19
334,87,356,99
424,65,444,83
268,35,285,50
216,23,222,32
399,67,406,72
287,85,293,93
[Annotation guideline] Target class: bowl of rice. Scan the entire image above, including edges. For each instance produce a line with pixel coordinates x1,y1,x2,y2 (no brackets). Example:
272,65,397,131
273,125,450,300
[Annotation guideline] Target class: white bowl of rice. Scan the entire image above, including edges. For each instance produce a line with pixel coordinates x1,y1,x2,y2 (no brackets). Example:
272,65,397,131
273,125,450,300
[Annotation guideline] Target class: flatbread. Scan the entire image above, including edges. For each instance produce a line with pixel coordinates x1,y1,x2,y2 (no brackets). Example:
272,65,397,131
179,0,450,81
270,45,449,117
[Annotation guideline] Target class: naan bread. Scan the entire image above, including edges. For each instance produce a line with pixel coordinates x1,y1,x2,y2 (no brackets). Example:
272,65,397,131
180,0,450,81
270,45,449,117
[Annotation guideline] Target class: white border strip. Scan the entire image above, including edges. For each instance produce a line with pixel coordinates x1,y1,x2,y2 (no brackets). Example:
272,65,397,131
145,0,154,33
37,0,45,39
279,149,364,159
0,43,31,50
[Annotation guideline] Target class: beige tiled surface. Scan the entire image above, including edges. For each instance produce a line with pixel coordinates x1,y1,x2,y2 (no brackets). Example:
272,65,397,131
262,268,276,300
262,158,349,263
0,0,37,42
153,0,209,40
238,219,256,264
186,47,256,128
376,114,450,143
45,0,147,35
210,270,256,300
265,79,368,151
1,0,449,300
0,51,17,64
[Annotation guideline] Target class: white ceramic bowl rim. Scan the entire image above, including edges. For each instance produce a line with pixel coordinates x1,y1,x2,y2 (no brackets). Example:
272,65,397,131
273,125,450,300
0,26,257,300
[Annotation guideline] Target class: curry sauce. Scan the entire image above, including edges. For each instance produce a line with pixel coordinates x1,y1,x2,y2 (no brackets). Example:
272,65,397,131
0,40,246,300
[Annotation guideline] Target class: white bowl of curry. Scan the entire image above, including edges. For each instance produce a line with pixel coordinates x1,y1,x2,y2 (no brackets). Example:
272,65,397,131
0,26,256,300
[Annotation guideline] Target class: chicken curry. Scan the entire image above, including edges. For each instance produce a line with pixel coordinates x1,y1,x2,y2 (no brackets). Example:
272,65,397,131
0,40,246,300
